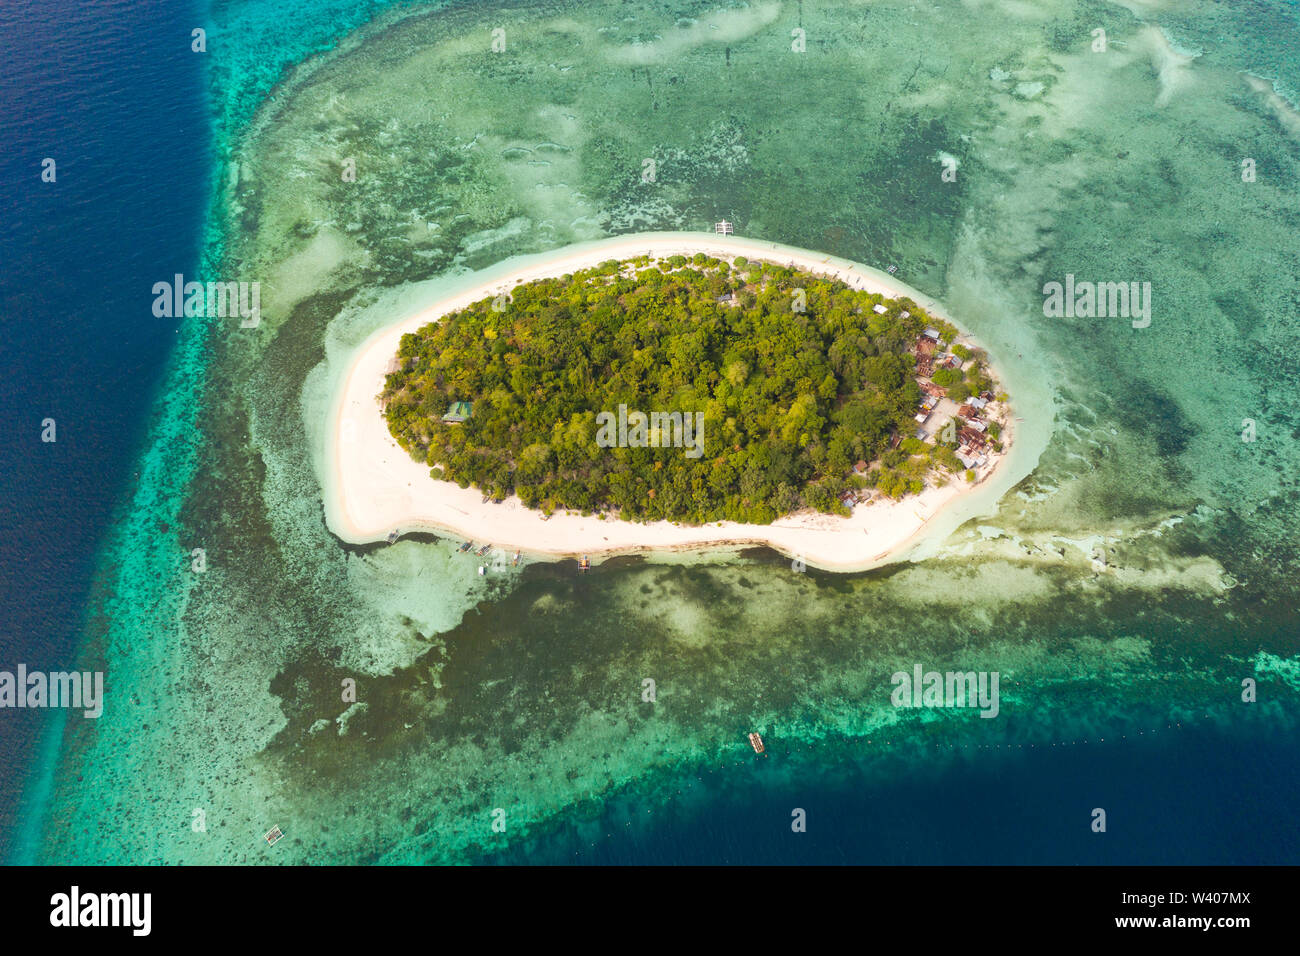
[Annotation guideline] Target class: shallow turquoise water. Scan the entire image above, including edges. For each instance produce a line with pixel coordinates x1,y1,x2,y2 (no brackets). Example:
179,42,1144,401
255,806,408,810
29,0,1300,864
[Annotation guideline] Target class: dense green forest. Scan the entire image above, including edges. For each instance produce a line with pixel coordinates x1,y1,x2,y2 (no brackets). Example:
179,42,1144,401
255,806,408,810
382,253,978,524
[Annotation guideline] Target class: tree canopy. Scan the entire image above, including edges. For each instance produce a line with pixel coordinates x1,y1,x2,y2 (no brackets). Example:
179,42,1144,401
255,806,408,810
381,253,964,524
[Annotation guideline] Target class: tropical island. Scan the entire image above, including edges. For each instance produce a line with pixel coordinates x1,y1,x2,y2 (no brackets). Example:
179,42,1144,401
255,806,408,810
322,233,1018,571
380,253,1008,526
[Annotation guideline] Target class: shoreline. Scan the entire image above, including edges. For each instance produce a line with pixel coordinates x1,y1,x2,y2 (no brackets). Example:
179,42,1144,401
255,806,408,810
322,232,1036,572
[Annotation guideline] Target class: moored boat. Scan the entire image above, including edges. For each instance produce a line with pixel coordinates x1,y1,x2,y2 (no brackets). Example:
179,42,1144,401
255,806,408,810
748,732,765,754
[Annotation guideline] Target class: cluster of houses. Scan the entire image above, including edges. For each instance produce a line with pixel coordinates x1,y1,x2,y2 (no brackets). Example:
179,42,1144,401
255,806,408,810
955,393,995,470
914,325,939,377
911,328,945,428
907,328,1003,475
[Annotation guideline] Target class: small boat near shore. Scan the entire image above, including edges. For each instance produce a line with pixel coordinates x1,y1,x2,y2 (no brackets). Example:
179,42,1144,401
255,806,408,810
748,732,765,754
458,541,473,553
578,555,590,572
512,550,521,567
476,544,491,556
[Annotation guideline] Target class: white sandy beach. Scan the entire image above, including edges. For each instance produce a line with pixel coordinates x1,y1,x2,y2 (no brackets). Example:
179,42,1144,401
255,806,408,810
322,232,1036,572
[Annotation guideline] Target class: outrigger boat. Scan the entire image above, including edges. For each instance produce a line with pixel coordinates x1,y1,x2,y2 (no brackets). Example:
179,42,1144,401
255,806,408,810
748,732,765,754
476,544,491,557
578,555,590,572
386,530,399,544
511,551,521,567
457,541,473,553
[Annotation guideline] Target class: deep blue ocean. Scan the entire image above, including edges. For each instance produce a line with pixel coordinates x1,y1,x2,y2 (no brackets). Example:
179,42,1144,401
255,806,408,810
480,720,1300,866
0,0,210,858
